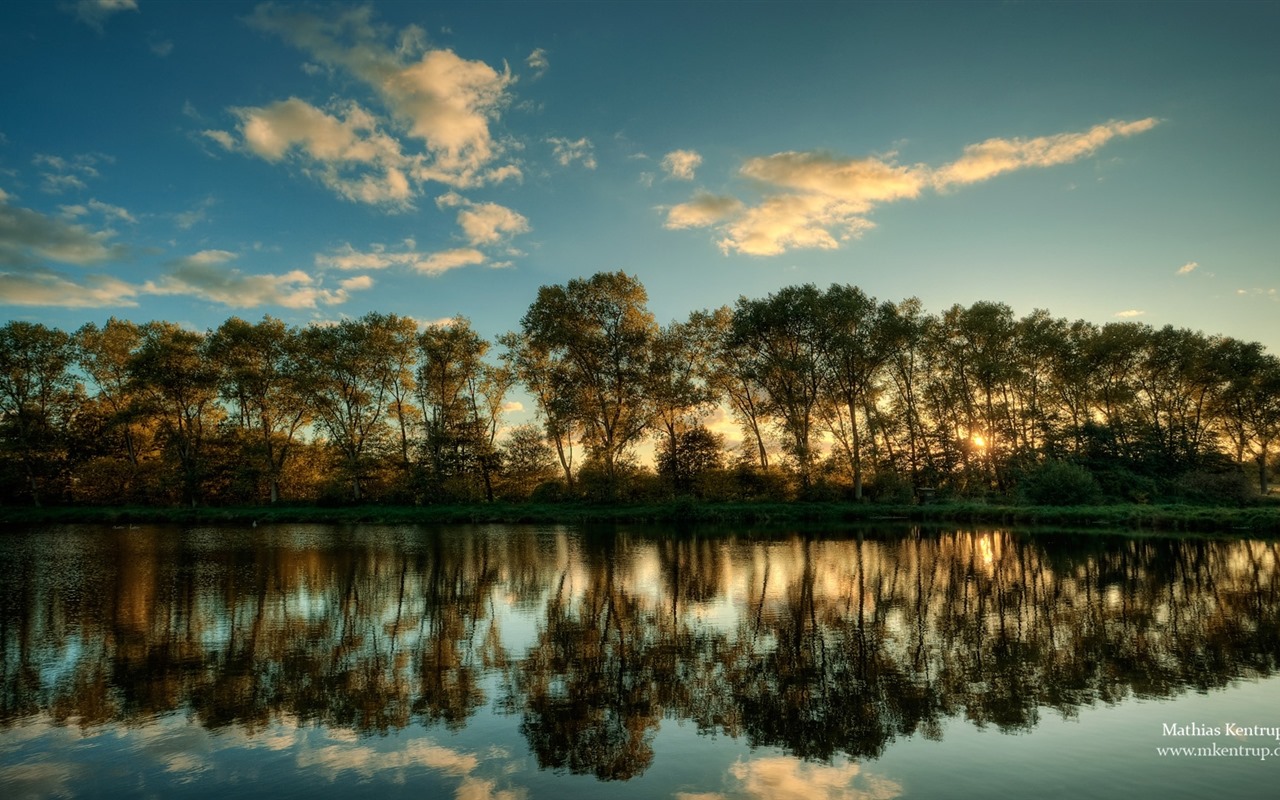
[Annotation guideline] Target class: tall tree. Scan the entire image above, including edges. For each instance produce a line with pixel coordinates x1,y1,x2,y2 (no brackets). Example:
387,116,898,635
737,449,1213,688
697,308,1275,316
206,316,310,503
517,271,658,490
499,330,580,490
648,312,721,492
730,285,826,492
1212,339,1280,493
75,318,148,472
0,321,78,505
813,285,896,500
128,322,221,506
299,314,399,501
419,317,510,501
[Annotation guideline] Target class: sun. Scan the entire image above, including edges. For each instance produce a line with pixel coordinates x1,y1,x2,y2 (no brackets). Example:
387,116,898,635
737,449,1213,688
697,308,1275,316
972,434,986,448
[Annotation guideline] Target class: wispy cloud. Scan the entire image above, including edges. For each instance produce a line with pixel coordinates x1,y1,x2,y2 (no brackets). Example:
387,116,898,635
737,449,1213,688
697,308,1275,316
664,192,744,230
316,240,486,276
661,149,702,181
1235,288,1278,300
59,198,135,225
1176,261,1198,275
34,153,108,194
931,118,1159,188
0,270,141,307
526,48,549,79
66,0,138,32
1114,309,1146,318
668,118,1160,256
146,250,366,308
0,197,129,267
547,137,596,169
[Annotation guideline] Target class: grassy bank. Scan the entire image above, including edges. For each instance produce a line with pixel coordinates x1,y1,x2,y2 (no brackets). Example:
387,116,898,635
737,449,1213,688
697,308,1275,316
2,500,1279,534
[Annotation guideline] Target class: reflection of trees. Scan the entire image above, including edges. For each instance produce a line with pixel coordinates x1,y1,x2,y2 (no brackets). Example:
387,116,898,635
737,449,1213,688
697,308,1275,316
3,525,1280,782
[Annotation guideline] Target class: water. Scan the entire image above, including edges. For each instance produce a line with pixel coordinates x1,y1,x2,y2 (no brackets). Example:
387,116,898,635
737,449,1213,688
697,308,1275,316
2,523,1279,798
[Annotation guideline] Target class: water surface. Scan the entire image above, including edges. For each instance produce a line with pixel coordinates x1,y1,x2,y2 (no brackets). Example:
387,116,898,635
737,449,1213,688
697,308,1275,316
2,523,1278,798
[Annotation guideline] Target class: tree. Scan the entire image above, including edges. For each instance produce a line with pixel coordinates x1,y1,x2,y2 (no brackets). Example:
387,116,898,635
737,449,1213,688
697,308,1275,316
0,321,78,505
298,315,400,501
656,426,724,496
128,322,221,506
1212,339,1280,494
648,312,721,493
730,285,825,492
813,285,896,500
516,271,658,493
419,317,511,502
499,423,557,500
206,316,310,503
75,318,149,472
707,306,773,469
500,330,580,490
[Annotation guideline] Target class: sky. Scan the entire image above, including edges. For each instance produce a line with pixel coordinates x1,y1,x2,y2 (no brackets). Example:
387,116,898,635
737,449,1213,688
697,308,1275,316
2,0,1278,362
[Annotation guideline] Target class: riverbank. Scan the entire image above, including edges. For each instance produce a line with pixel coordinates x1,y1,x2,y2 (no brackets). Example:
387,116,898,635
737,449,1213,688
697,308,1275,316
2,499,1279,534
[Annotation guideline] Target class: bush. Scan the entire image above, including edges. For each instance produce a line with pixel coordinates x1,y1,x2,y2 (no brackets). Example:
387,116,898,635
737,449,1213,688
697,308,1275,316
1172,467,1255,506
1018,460,1101,506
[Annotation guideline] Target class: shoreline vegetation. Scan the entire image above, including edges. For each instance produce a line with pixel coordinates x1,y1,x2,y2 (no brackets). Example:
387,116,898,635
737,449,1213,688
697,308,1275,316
4,273,1278,516
3,499,1279,535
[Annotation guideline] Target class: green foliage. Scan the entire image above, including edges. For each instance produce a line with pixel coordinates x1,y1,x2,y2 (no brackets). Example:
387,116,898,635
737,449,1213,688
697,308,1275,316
1018,460,1102,506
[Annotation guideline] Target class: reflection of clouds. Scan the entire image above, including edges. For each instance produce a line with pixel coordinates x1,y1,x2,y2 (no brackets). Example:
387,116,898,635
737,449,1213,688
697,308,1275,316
728,756,902,800
457,775,525,800
296,738,478,777
1,712,523,800
0,759,78,800
293,734,525,800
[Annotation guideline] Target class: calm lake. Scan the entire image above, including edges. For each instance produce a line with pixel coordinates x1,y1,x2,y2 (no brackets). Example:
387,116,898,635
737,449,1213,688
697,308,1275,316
2,523,1279,799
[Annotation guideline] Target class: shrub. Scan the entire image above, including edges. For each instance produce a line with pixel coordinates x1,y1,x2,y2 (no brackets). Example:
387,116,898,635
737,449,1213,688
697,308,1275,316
1019,460,1101,506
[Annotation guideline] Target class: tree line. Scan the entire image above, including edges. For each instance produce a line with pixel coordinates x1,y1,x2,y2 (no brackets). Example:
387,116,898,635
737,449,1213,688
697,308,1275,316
2,270,1278,507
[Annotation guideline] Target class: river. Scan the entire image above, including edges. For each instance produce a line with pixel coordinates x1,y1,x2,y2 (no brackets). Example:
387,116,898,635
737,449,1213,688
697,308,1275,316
2,523,1278,798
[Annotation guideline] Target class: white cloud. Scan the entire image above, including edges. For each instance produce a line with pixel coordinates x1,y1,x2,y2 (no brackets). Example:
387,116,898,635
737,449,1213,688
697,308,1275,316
669,118,1160,256
1114,309,1146,318
34,153,106,194
932,118,1160,188
146,250,365,308
0,199,129,266
741,151,927,206
59,198,136,224
661,149,702,180
1235,288,1278,300
417,247,486,274
202,129,236,150
0,270,141,307
174,197,215,230
215,98,414,208
664,192,744,229
718,193,877,256
246,5,516,189
316,241,487,276
1176,261,1198,275
526,48,549,78
456,202,530,246
68,0,138,31
547,137,596,169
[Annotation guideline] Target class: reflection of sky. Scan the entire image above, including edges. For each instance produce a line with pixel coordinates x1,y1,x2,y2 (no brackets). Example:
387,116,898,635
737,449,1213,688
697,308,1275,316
6,525,1280,799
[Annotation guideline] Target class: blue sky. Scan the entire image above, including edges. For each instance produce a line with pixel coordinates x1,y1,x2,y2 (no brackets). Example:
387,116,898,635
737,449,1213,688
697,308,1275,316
2,0,1277,357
